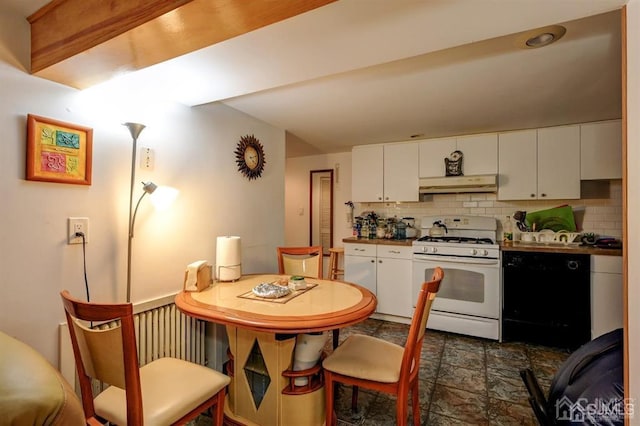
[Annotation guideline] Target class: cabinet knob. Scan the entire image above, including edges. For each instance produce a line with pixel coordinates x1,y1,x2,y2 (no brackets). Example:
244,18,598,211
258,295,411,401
378,260,382,263
370,259,375,263
530,194,536,198
378,197,383,200
385,197,389,200
541,193,547,197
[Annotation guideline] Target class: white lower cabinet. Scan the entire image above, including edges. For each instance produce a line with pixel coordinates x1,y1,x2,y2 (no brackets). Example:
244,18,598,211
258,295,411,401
344,243,377,296
376,245,413,318
591,255,623,339
344,243,413,319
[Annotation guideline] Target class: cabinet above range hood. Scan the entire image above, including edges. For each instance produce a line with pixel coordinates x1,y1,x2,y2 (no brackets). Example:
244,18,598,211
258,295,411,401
419,174,497,194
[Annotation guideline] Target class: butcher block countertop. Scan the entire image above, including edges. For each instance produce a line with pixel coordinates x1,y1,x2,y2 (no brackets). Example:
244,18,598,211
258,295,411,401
342,237,416,246
500,242,622,256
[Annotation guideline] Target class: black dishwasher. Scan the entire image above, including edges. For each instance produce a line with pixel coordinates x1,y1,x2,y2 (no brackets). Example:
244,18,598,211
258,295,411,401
502,251,590,350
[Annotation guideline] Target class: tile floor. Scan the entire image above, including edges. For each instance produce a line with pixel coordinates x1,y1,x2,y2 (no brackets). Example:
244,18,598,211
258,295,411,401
196,318,571,425
330,318,570,426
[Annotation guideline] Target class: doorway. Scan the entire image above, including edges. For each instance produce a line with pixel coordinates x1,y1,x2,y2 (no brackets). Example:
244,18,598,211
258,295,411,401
310,169,333,256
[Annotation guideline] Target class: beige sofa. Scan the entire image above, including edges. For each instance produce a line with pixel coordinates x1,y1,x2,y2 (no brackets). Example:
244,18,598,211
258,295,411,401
0,331,84,425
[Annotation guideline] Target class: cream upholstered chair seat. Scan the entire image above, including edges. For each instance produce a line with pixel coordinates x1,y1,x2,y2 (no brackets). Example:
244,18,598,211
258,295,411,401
322,334,404,383
93,357,230,424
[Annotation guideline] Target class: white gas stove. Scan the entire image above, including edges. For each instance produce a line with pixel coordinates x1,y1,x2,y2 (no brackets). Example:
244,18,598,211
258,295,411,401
412,215,501,340
413,215,499,259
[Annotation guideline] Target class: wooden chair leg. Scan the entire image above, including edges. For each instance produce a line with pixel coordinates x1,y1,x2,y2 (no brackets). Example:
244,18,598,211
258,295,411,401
411,381,420,426
351,385,359,413
215,388,226,425
397,391,408,426
332,329,340,349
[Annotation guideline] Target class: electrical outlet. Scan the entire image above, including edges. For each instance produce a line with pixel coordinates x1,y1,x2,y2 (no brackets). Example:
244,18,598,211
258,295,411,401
140,146,154,170
68,217,89,244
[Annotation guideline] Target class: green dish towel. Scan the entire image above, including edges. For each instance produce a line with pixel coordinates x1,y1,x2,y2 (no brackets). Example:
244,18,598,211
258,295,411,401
525,205,577,232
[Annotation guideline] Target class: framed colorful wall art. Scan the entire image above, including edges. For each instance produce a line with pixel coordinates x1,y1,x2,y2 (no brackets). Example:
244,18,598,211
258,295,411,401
26,114,93,185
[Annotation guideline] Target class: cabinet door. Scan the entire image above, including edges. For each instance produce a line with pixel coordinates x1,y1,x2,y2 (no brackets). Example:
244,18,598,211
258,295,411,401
456,133,498,176
352,145,383,202
376,257,412,318
344,255,377,296
418,137,456,177
498,130,537,200
591,255,623,339
384,142,419,201
580,120,622,180
537,125,580,200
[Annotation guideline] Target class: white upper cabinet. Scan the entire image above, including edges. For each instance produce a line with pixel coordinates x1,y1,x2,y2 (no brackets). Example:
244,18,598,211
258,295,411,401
537,125,581,199
419,134,497,177
418,137,456,177
383,143,419,202
498,125,580,200
352,142,418,202
498,130,538,200
580,120,622,180
352,145,384,202
456,133,498,176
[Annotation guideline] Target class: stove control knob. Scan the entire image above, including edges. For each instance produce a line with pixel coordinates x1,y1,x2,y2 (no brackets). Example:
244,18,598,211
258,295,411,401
480,249,488,256
470,249,477,256
429,247,438,254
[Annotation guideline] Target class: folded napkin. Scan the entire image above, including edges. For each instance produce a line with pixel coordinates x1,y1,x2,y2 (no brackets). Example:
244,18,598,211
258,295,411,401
184,260,208,291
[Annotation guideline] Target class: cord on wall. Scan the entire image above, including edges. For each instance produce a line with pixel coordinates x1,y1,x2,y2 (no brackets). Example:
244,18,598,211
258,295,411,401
75,232,91,303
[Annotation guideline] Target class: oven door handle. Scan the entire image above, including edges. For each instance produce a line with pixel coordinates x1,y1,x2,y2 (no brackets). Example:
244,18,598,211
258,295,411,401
413,255,499,266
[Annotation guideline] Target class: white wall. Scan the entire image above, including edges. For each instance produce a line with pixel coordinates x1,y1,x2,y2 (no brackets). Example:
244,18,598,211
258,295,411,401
0,9,285,366
625,0,639,423
285,151,353,249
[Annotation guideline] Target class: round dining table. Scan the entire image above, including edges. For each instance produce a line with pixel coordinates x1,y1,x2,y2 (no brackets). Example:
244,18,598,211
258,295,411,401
175,274,377,426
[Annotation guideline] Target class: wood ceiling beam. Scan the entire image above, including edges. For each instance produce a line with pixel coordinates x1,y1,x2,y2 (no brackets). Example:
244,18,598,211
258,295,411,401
28,0,336,89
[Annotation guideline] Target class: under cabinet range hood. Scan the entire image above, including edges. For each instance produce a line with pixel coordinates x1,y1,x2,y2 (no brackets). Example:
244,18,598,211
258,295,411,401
419,174,497,194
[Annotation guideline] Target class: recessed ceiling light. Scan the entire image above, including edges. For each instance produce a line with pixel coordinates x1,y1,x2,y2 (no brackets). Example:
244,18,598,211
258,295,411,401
515,25,566,49
526,32,556,47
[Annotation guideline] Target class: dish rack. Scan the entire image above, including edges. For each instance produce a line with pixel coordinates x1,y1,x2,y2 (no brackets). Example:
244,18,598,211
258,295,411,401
519,230,581,245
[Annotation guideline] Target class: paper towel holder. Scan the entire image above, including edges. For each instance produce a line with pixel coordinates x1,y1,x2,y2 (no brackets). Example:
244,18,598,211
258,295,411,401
216,264,241,283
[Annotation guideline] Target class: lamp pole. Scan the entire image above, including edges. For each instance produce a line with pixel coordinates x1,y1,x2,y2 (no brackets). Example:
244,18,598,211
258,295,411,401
123,122,146,303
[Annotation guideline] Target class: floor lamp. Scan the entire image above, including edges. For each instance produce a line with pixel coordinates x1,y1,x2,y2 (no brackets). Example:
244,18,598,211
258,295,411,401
124,122,147,303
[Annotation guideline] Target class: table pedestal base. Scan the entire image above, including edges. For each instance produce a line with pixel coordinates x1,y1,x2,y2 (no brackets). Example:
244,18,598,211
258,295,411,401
225,326,326,426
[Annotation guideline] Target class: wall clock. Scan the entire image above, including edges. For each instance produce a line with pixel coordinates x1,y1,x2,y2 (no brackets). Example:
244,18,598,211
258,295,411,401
234,134,266,180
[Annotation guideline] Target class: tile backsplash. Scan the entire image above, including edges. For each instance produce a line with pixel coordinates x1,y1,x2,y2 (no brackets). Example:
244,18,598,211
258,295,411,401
356,180,622,240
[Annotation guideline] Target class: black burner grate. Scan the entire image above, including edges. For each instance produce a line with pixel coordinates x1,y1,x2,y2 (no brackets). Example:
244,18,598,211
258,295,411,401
417,236,494,244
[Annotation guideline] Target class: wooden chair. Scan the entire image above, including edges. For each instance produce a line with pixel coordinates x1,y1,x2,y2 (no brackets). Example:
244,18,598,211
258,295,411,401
60,290,230,426
277,245,323,278
277,245,341,349
322,267,444,426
